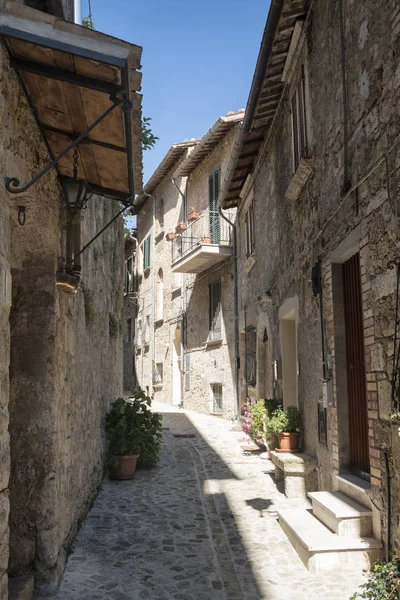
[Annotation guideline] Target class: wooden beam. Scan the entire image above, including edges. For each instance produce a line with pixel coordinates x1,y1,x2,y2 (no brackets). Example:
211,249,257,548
11,57,124,95
41,124,127,153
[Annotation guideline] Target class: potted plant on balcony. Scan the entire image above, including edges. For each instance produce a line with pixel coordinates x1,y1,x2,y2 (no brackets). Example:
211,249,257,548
166,231,175,241
268,405,301,453
187,207,200,222
106,392,163,479
175,222,187,234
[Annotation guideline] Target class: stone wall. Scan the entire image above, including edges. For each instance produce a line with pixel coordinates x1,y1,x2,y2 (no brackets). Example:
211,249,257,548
236,0,400,549
136,126,238,418
0,42,124,596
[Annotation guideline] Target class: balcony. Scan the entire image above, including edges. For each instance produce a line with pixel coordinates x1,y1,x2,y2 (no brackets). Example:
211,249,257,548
171,209,234,274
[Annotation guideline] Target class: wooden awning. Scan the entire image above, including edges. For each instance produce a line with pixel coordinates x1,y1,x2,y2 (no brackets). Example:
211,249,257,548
0,2,143,203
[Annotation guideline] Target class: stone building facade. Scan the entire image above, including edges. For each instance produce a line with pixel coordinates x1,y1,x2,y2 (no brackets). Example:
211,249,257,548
135,114,242,419
123,234,137,393
219,0,400,562
0,1,142,596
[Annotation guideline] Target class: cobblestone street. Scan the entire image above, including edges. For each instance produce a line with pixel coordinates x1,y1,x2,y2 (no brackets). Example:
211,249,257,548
53,404,367,600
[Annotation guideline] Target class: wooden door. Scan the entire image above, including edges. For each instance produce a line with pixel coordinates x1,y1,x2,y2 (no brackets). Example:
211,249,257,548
342,253,370,479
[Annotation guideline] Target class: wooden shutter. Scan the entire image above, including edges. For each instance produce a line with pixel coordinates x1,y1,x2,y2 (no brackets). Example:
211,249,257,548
209,280,221,340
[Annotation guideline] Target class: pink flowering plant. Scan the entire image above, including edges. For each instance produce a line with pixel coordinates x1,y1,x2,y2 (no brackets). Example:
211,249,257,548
241,398,280,449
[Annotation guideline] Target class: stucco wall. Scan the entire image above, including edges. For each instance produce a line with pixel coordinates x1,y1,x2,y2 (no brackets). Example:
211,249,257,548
237,0,400,548
0,43,124,596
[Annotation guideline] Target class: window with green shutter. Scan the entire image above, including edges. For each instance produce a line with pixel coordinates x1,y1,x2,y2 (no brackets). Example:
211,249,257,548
208,168,221,243
143,236,151,270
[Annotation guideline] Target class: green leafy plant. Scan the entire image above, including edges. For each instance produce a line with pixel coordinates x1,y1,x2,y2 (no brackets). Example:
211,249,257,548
106,393,162,470
350,559,400,599
82,16,94,29
268,405,300,435
142,117,159,150
242,399,267,446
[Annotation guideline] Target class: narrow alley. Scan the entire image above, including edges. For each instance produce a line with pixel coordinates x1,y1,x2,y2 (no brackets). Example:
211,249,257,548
54,404,366,600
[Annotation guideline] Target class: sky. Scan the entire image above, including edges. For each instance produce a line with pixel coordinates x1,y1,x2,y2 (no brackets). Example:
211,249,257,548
85,0,269,185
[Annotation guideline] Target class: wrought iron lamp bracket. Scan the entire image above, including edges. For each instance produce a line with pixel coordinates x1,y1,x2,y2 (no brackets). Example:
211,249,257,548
5,92,128,195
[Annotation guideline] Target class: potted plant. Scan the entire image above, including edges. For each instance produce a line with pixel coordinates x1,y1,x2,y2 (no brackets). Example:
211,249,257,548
187,207,200,221
105,392,163,479
268,405,301,452
166,231,175,241
175,222,187,234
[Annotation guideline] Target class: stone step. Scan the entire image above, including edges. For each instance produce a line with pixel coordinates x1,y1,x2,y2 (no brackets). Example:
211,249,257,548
335,473,372,509
278,508,382,574
308,491,373,537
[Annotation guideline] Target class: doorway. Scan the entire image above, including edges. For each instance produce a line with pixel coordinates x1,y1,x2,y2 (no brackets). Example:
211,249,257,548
172,328,182,406
342,252,370,479
280,306,298,409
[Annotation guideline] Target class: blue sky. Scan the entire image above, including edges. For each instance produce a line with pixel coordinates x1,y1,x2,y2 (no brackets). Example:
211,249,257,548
85,0,269,184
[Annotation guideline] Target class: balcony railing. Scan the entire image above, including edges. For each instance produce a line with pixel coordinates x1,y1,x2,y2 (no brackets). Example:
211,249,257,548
171,209,235,269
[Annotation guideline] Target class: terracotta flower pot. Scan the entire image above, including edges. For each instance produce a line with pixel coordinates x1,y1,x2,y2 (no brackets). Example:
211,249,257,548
166,232,175,241
110,455,138,480
188,210,200,222
278,432,300,452
175,223,187,234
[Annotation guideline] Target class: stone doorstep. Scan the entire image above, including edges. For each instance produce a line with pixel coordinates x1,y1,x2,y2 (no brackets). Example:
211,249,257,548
278,508,382,574
270,451,318,474
335,473,373,510
308,491,373,537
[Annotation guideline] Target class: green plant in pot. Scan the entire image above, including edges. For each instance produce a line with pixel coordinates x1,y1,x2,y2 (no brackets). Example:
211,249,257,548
106,392,162,480
268,405,301,453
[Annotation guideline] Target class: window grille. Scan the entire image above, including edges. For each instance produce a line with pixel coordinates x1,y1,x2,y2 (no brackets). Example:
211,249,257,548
208,168,221,244
246,328,257,387
211,384,223,413
209,280,222,340
318,402,327,444
143,236,151,270
153,362,163,385
291,64,308,172
245,201,255,258
185,352,190,390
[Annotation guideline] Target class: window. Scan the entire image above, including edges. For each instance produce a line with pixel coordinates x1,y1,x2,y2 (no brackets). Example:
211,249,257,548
291,64,308,172
125,256,134,293
185,352,190,391
208,168,220,243
209,280,221,340
127,318,132,343
143,236,151,270
134,320,142,348
156,268,163,322
245,201,255,258
245,327,257,387
153,362,163,386
211,384,223,413
158,198,164,230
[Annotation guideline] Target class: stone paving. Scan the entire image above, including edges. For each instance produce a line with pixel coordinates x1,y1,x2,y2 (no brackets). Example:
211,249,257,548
52,403,367,600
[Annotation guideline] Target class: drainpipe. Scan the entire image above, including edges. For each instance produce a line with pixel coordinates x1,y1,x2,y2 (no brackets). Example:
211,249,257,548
220,206,240,421
339,0,351,194
74,0,81,24
172,177,187,403
383,450,392,562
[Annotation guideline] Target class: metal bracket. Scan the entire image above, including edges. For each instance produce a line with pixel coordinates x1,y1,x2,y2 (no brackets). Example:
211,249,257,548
5,93,130,195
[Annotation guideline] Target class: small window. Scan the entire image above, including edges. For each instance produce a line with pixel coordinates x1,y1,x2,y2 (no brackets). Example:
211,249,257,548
143,236,151,270
125,256,133,293
209,280,221,340
127,318,132,343
211,384,223,413
153,362,163,385
158,199,164,230
291,64,308,172
245,201,255,258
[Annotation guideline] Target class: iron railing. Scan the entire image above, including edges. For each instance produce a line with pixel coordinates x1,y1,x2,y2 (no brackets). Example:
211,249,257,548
171,209,235,265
